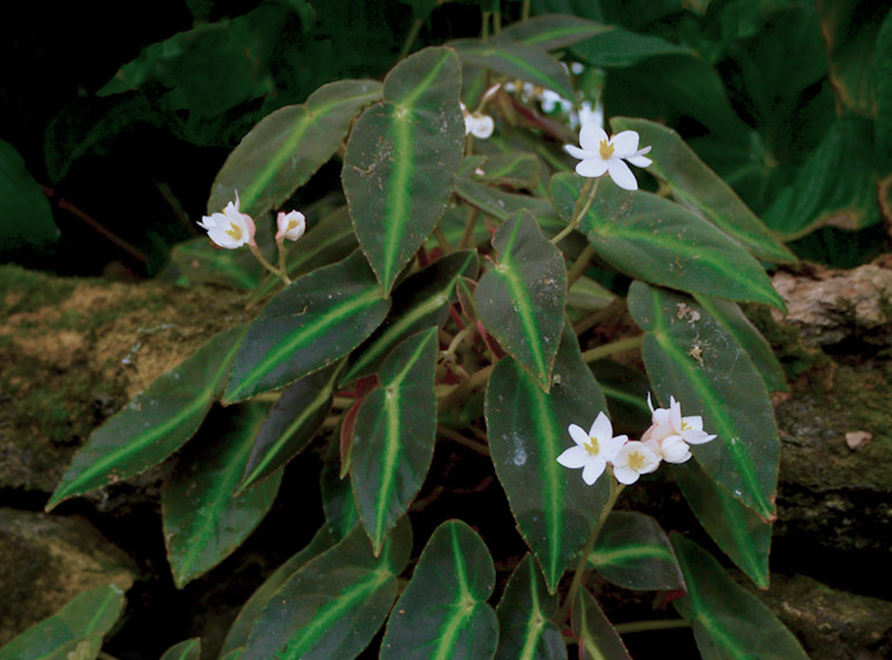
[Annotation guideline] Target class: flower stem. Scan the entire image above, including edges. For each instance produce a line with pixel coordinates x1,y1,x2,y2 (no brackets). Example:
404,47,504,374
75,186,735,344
459,207,480,250
581,335,644,363
275,238,289,281
558,476,624,623
551,176,599,244
398,18,425,62
566,243,597,288
249,243,291,285
522,0,531,21
434,226,453,254
613,619,693,634
437,364,494,414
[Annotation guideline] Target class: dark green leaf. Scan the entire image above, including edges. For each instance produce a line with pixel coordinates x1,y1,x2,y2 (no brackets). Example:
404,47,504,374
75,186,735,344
486,325,611,593
343,47,465,294
876,9,892,174
209,79,383,217
0,584,125,660
380,520,499,660
590,512,685,591
163,403,283,587
571,27,689,67
170,237,265,290
321,432,360,542
0,140,57,257
495,14,610,50
609,118,795,264
550,173,786,310
158,638,201,660
627,281,780,522
454,177,560,224
495,554,565,660
239,362,343,491
47,326,245,509
241,519,412,660
671,534,809,660
476,211,567,391
571,587,632,660
223,251,391,403
459,153,542,190
351,328,438,554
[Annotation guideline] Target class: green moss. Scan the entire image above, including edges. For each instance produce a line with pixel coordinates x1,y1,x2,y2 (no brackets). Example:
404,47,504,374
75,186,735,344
0,265,77,316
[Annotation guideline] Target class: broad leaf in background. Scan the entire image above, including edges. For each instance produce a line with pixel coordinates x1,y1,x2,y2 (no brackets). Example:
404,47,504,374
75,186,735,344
476,211,567,391
486,325,611,593
220,525,335,657
170,236,265,290
158,638,201,660
494,13,610,50
343,47,464,294
351,328,438,554
627,281,780,522
239,362,343,491
571,587,633,660
454,177,560,225
692,295,787,394
163,403,284,588
878,9,892,176
344,250,478,382
459,153,542,190
763,114,881,239
380,520,499,660
209,79,383,217
224,251,390,403
450,38,574,100
241,519,412,660
609,117,795,264
671,534,810,660
494,554,565,660
46,326,246,509
551,173,786,310
675,458,772,589
589,511,685,591
0,583,125,660
0,140,58,259
572,26,689,67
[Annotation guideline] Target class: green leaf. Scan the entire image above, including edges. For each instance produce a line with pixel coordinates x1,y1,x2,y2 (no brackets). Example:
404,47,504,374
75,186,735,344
163,403,283,588
454,177,560,224
763,114,881,239
876,9,892,174
571,26,689,67
495,14,610,50
609,118,795,265
344,250,478,382
571,587,632,660
321,432,360,542
0,140,58,257
350,328,438,554
494,554,565,660
485,325,611,593
220,525,336,657
343,46,465,294
674,459,771,589
170,237,265,290
476,211,567,391
223,251,391,403
380,520,499,660
239,362,343,491
671,534,810,660
159,638,201,660
0,583,125,660
47,326,245,510
459,153,542,190
209,79,383,217
692,295,787,394
589,512,685,591
450,38,574,100
550,173,786,310
627,281,780,522
241,519,412,660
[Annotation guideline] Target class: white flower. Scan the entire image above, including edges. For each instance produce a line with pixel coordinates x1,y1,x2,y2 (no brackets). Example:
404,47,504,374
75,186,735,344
641,394,716,464
611,441,660,485
197,193,256,249
275,210,306,242
460,102,494,139
557,412,627,486
564,125,652,191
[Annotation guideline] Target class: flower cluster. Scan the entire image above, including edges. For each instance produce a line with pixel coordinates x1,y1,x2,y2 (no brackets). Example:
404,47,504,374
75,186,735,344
557,395,716,486
198,193,305,250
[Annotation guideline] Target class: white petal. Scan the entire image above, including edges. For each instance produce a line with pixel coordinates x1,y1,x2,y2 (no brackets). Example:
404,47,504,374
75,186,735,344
682,414,704,431
661,436,692,463
610,130,640,156
581,457,607,485
579,123,608,151
668,398,683,432
613,465,640,485
470,115,494,139
684,429,717,445
568,423,590,447
557,446,588,468
565,144,597,160
589,412,613,442
602,434,628,460
575,158,609,178
606,159,638,191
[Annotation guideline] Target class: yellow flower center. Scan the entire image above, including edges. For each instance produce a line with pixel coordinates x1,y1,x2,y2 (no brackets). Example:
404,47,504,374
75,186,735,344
287,219,299,232
627,451,646,470
584,436,600,456
599,139,615,159
225,223,243,241
681,420,691,431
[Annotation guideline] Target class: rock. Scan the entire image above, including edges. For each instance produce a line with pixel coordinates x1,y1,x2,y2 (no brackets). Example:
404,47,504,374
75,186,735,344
0,508,140,646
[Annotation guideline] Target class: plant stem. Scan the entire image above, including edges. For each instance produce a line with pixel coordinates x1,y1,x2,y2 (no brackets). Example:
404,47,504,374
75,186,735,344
459,207,480,250
551,176,599,244
249,243,291,285
437,425,490,455
614,619,693,634
522,0,531,21
482,11,490,40
437,364,494,414
572,297,624,335
558,476,624,623
566,243,597,288
581,335,644,363
398,18,424,62
276,238,289,280
434,226,453,253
